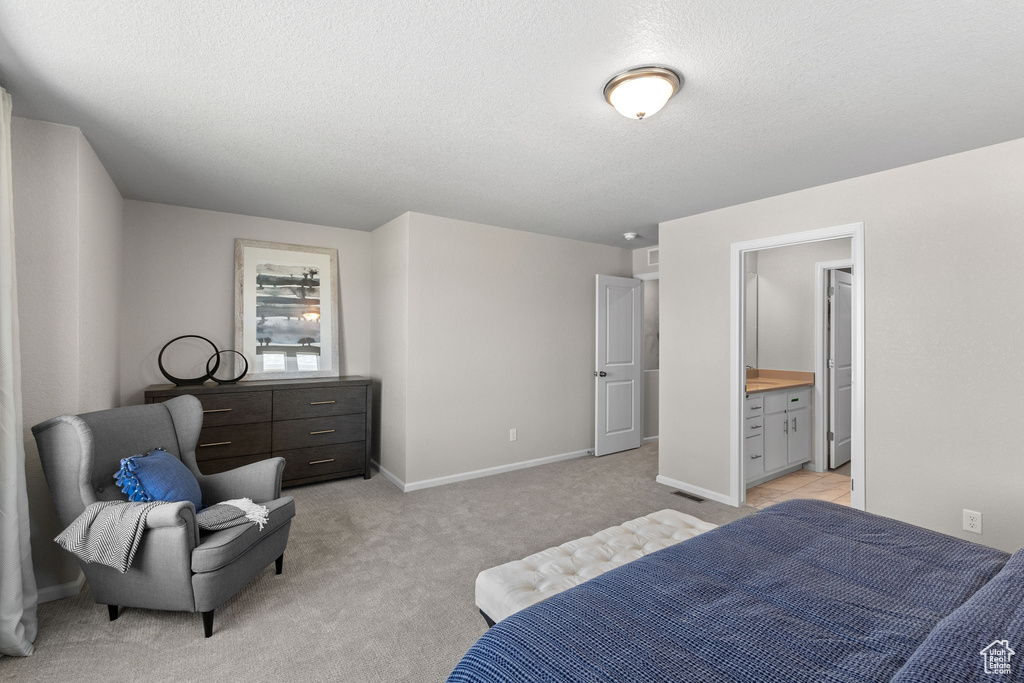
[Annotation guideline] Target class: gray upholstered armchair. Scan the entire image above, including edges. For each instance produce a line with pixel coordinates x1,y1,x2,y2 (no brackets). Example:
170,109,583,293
32,395,295,637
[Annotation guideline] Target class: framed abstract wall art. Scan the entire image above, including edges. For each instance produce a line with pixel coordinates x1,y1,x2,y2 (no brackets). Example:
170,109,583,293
234,239,340,380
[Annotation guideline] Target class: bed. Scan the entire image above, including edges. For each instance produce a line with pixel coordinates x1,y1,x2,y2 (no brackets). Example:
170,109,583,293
448,500,1023,682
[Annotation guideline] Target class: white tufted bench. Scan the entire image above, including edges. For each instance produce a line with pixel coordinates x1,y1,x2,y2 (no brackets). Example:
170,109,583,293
476,509,717,625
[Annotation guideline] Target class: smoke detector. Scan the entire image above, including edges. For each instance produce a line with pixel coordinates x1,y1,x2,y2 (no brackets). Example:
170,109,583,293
623,232,638,241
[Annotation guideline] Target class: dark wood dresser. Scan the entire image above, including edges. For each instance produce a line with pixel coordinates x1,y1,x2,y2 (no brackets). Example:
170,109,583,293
144,376,372,487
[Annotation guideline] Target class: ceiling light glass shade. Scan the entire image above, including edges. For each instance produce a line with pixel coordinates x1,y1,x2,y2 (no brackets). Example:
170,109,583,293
604,67,681,120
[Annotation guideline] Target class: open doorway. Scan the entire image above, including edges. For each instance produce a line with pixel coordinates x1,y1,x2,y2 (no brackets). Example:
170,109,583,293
741,241,851,509
730,223,865,510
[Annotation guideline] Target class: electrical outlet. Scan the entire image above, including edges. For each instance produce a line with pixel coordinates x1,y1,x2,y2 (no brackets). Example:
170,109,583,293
509,428,517,442
963,509,982,534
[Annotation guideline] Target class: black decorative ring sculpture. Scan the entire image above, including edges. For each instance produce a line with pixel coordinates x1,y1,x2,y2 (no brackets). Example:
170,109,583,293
158,335,220,386
206,350,248,385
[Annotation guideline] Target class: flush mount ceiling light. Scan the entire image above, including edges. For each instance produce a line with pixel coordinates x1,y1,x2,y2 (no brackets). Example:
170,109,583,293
623,232,638,241
603,66,681,120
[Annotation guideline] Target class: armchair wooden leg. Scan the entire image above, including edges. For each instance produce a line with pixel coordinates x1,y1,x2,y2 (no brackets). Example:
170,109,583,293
107,605,119,621
202,610,214,638
275,554,284,575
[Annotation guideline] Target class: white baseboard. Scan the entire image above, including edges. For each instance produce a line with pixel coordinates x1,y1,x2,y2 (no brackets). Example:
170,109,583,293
371,460,406,491
643,436,659,442
36,571,85,604
374,449,590,493
655,475,735,507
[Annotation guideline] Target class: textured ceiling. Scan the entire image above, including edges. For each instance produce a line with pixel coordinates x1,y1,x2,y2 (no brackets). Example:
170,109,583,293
1,1,1022,247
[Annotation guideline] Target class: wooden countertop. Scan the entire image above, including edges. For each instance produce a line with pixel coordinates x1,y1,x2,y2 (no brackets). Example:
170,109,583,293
745,369,814,394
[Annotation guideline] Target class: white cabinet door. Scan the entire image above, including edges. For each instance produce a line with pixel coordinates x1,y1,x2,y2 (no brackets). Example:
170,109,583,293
763,411,789,473
787,406,811,464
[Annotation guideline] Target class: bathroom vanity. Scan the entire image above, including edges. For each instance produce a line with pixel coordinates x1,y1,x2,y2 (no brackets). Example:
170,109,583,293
744,370,813,485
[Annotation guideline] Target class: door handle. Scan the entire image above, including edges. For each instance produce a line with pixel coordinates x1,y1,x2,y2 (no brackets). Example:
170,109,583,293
792,417,797,432
783,420,788,434
594,371,607,377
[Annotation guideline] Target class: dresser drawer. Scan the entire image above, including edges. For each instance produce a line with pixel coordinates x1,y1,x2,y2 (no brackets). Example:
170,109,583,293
744,416,764,438
153,391,272,427
278,443,365,483
196,423,272,460
745,435,764,480
273,386,366,421
196,452,275,476
272,414,365,451
787,388,811,409
745,395,763,415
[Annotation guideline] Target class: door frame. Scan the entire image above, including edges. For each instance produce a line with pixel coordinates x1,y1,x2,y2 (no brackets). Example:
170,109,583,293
637,272,659,442
729,222,865,509
813,259,853,473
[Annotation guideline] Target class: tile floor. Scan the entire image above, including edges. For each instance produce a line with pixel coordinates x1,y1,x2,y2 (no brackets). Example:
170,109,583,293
746,468,851,509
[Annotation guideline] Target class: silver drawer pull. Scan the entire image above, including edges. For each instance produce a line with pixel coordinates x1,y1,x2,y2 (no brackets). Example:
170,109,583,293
309,458,335,465
199,441,231,447
749,424,761,429
310,429,336,435
750,454,763,459
310,400,336,405
749,405,759,410
203,408,232,413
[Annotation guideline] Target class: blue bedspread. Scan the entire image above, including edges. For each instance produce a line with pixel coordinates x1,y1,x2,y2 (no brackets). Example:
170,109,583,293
449,500,1011,683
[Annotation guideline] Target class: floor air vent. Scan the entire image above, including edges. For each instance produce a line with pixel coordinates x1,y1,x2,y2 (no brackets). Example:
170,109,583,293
672,490,705,503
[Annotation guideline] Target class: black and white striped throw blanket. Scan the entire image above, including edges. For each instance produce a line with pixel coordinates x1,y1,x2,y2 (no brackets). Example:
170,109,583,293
56,499,269,573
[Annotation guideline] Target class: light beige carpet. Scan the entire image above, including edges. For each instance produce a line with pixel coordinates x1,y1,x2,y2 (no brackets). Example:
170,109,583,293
1,442,752,682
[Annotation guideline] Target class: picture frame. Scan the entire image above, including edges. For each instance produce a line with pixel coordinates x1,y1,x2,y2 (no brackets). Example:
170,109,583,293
234,239,340,381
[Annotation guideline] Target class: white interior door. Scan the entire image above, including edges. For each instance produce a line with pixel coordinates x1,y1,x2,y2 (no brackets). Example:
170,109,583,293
829,269,853,468
595,275,643,457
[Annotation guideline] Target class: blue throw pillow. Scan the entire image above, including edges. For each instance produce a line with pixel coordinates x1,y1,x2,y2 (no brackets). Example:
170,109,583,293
114,448,203,510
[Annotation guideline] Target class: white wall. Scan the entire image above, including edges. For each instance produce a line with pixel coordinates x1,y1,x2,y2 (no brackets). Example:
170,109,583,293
77,134,124,412
660,137,1024,552
370,213,410,482
12,118,124,593
632,246,659,276
372,213,631,485
120,201,372,404
755,239,850,371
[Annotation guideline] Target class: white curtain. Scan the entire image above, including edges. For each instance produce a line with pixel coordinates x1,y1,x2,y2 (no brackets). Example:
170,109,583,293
0,86,38,657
